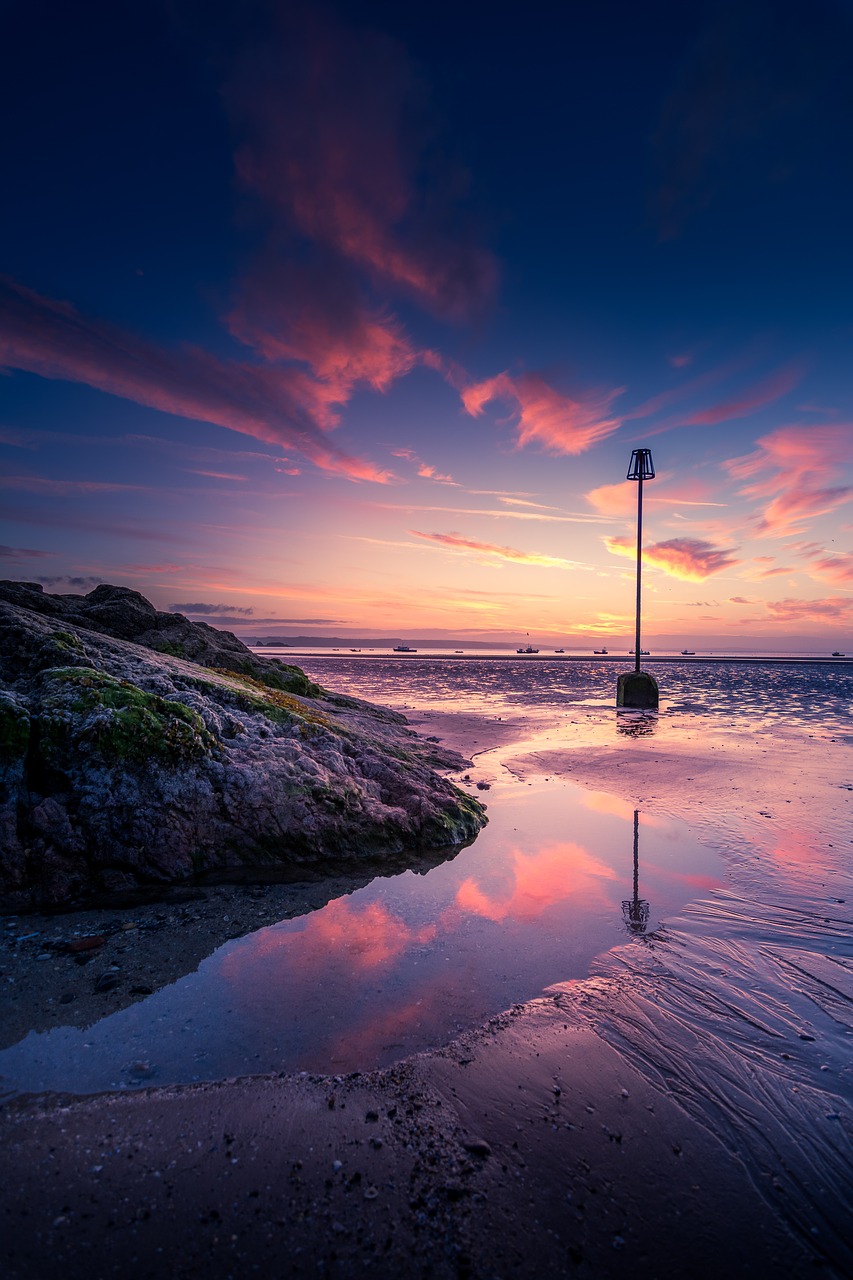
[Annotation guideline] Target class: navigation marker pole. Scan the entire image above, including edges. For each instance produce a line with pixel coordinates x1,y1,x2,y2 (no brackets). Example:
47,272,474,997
617,449,659,709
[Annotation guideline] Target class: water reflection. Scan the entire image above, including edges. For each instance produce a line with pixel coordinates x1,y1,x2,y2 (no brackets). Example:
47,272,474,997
0,779,723,1097
616,711,659,737
621,810,651,936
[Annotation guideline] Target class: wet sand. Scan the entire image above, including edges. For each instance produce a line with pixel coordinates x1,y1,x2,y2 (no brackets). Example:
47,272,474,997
1,700,851,1278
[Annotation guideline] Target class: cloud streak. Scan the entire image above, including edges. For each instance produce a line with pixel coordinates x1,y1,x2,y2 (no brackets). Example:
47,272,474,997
408,530,581,568
724,424,853,536
0,278,392,483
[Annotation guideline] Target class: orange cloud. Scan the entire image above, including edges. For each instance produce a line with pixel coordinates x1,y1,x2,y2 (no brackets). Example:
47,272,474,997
0,278,393,484
461,370,624,455
585,478,727,518
724,424,853,537
408,529,580,568
605,535,740,580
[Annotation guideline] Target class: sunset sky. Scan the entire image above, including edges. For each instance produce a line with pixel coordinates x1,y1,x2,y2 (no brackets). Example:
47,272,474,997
2,0,853,647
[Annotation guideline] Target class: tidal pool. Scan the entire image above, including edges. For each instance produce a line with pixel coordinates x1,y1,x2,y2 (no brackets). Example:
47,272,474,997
0,774,722,1097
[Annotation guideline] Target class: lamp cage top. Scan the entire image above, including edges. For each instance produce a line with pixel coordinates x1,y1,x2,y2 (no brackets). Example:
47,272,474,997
627,448,655,481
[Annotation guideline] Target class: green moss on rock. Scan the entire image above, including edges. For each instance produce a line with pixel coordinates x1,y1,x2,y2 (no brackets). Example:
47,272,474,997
37,667,216,765
223,658,320,698
0,694,30,759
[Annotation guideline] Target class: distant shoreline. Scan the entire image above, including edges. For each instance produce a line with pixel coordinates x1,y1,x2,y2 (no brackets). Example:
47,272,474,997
260,650,853,666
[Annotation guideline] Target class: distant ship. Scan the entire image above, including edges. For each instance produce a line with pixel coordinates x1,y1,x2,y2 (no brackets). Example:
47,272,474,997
393,645,417,652
554,648,565,653
517,633,539,654
832,650,845,657
681,649,696,655
350,648,361,652
593,647,608,655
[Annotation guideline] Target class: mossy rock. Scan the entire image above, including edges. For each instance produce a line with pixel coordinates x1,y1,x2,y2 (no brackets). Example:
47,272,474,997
36,667,217,766
223,658,320,698
150,640,187,659
209,668,332,730
0,693,30,759
50,630,85,652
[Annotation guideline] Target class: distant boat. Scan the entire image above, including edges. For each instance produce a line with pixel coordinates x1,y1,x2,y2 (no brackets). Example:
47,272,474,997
516,644,539,653
554,648,565,653
350,648,361,652
681,649,696,655
832,651,845,657
393,645,417,652
593,647,608,655
455,649,464,653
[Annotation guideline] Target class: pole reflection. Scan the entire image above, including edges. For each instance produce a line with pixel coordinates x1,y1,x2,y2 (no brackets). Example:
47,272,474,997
621,809,650,936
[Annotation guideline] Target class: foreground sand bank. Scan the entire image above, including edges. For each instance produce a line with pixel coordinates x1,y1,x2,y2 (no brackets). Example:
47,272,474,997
2,701,850,1278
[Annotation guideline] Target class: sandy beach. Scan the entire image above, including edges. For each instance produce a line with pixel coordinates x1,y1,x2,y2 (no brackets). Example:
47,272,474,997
2,696,851,1279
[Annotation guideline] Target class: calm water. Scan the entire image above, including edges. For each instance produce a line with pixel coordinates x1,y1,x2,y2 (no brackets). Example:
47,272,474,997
0,775,721,1094
2,655,850,1098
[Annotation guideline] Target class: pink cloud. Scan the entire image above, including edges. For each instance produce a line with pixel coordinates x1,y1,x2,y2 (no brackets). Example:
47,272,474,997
0,278,393,484
408,530,578,568
226,13,496,322
605,535,740,580
226,258,416,395
680,363,804,426
724,424,853,537
762,596,853,624
807,554,853,586
461,371,624,455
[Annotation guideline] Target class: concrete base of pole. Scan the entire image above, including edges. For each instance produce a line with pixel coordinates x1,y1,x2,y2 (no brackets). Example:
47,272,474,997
616,670,659,709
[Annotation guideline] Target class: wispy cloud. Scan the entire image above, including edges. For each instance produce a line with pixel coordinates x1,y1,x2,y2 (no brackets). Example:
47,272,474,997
169,602,254,616
0,473,149,495
390,448,456,484
724,424,853,537
679,363,804,426
36,575,105,590
461,371,623,455
0,544,53,559
605,535,740,580
585,478,727,518
761,596,853,625
225,11,496,322
372,502,610,524
0,278,393,483
408,530,582,568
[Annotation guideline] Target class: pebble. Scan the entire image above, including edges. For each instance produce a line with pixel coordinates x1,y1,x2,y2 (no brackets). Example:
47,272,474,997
464,1139,492,1158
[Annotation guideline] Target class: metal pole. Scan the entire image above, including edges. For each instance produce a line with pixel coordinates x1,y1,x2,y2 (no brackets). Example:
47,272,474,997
634,474,643,672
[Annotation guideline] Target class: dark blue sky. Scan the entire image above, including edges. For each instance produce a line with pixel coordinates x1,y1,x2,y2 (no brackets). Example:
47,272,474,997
2,0,853,644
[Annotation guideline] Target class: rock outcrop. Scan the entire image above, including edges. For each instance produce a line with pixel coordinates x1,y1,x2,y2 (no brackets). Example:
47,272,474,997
0,583,486,909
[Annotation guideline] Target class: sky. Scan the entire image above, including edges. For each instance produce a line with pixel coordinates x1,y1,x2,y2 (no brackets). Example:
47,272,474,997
2,0,853,649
